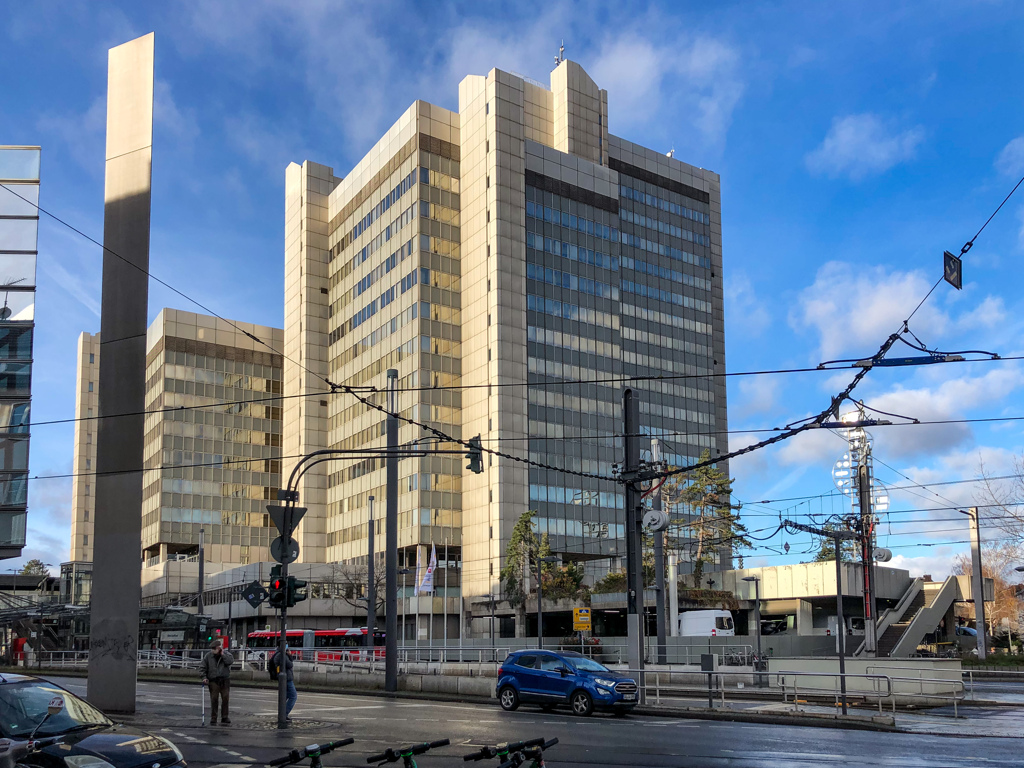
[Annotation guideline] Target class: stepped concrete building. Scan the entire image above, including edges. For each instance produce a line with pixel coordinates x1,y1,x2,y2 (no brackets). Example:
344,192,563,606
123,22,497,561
285,59,727,638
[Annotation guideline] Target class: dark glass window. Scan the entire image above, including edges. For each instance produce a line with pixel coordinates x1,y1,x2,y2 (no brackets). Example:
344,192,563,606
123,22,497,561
0,362,30,397
0,327,32,360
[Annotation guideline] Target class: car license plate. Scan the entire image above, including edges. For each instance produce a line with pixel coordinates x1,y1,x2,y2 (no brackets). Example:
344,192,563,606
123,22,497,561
623,693,636,701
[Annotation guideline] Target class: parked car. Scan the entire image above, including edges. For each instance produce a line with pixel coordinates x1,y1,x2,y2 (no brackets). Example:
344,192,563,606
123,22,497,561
496,649,638,717
0,674,184,768
956,626,978,637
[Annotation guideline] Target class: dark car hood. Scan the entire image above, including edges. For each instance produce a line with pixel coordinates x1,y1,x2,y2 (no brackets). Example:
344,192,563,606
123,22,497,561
40,726,182,768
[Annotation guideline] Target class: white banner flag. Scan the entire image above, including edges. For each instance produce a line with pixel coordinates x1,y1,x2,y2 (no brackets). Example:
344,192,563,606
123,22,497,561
418,543,437,595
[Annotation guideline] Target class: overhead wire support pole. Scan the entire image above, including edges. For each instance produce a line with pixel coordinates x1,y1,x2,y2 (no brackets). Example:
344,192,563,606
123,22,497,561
784,520,858,715
622,389,645,687
858,464,877,655
385,370,400,693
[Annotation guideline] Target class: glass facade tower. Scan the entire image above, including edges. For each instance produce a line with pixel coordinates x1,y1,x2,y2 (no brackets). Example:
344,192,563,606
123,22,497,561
0,147,39,559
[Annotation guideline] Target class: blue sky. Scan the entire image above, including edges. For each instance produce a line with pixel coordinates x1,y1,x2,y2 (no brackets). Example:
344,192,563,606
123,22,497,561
3,1,1024,578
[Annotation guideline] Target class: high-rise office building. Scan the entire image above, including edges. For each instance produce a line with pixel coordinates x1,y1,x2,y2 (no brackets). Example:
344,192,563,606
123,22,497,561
69,309,284,567
0,147,40,560
285,60,727,628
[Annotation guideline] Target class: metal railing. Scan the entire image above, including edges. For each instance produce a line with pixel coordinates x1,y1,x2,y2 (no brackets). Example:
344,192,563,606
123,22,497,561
617,666,964,716
962,667,1024,700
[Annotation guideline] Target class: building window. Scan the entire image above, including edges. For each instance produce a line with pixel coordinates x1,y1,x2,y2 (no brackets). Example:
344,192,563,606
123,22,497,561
485,103,490,115
487,314,491,326
486,176,490,188
84,510,89,522
486,140,489,153
489,490,493,503
89,353,94,364
87,382,93,392
489,562,493,575
83,535,88,546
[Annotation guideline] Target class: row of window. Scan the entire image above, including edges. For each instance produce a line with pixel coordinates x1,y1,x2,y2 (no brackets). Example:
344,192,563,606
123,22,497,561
532,516,626,541
0,474,27,506
341,168,418,250
621,280,712,314
350,233,415,302
621,256,712,292
621,325,712,359
529,484,624,509
527,325,619,359
639,399,715,427
160,477,272,499
331,301,422,364
620,184,710,224
526,232,618,271
159,507,267,526
620,207,708,243
620,231,711,265
344,267,427,338
344,201,418,275
621,302,713,338
525,263,619,301
526,295,620,330
528,389,619,420
163,366,280,393
526,201,618,242
527,356,617,383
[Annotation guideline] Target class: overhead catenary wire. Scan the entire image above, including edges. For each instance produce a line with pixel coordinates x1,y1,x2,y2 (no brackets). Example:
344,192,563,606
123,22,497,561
0,183,337,393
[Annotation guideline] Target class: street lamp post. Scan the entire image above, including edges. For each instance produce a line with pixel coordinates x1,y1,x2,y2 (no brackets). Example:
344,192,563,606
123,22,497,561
536,556,559,650
742,576,763,686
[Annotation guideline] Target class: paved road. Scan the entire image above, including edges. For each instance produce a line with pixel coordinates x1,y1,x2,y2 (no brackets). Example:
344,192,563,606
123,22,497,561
49,677,1022,768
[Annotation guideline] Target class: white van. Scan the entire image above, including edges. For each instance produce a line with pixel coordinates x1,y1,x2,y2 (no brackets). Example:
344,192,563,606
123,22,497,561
678,610,735,636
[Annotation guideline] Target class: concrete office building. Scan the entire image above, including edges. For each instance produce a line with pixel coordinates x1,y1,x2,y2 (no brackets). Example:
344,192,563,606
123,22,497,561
285,59,726,636
0,147,40,560
69,309,284,568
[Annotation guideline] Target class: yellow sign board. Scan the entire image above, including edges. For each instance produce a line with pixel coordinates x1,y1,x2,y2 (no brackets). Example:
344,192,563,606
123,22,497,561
573,607,592,631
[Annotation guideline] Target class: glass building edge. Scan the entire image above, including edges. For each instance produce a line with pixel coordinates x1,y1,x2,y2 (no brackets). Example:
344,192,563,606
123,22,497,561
0,147,38,556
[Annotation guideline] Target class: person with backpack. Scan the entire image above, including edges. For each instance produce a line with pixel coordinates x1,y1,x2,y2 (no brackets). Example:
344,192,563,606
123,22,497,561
269,648,297,718
200,640,234,725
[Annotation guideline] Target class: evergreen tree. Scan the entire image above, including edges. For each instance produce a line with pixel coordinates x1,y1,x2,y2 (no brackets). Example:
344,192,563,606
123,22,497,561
663,449,748,588
19,559,49,576
812,522,860,562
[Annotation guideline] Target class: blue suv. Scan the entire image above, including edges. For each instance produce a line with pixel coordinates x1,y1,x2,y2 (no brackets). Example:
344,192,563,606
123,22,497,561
496,649,638,717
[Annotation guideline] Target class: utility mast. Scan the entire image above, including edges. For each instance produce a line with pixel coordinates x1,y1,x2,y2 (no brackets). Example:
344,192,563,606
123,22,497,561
831,406,889,655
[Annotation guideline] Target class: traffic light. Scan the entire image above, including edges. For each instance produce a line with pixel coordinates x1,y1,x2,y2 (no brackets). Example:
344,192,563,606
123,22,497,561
287,576,308,608
268,565,287,609
465,435,483,474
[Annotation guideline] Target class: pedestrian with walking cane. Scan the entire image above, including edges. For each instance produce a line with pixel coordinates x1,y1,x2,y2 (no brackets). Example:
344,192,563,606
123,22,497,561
201,640,234,725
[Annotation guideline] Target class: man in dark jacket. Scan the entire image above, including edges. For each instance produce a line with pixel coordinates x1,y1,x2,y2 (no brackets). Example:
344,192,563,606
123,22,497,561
269,649,297,718
201,640,234,724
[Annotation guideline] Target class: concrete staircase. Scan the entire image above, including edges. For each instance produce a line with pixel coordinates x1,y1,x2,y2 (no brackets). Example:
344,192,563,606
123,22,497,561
876,590,926,657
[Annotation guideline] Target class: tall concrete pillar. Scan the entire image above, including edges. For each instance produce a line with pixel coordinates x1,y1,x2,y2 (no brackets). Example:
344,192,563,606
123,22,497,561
86,32,154,713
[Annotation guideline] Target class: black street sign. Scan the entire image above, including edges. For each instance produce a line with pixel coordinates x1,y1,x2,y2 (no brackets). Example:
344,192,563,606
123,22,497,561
267,505,307,537
943,250,962,290
271,536,300,565
242,580,268,609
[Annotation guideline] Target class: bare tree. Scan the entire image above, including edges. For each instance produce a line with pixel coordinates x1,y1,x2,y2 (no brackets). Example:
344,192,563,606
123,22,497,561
328,562,387,619
952,542,1024,639
977,455,1024,561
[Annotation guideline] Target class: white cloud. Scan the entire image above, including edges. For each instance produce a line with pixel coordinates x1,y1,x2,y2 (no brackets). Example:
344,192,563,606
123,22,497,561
791,261,1006,361
725,270,770,337
888,548,962,580
36,97,106,175
154,80,199,149
734,376,781,421
590,33,744,146
790,261,945,360
995,136,1024,177
805,113,924,181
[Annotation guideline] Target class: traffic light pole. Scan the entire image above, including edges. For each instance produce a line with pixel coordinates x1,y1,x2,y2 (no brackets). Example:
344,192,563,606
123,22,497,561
276,514,291,729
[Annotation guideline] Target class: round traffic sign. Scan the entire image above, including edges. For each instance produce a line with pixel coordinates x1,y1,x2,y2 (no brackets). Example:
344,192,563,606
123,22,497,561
271,536,300,564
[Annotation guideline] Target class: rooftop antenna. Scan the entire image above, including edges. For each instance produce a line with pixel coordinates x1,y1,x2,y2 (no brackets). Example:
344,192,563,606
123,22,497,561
554,40,565,66
666,147,676,159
